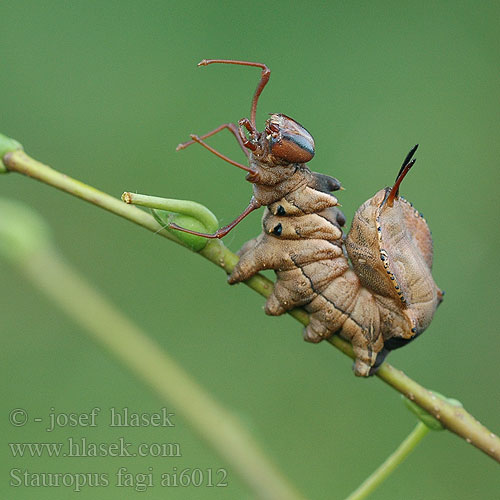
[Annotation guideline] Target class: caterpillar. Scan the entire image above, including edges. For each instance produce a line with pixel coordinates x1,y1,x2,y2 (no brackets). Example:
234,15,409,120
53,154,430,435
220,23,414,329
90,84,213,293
173,59,443,376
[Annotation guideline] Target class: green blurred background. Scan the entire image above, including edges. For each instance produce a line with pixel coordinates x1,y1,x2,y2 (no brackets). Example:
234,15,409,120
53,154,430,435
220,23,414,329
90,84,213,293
1,1,499,498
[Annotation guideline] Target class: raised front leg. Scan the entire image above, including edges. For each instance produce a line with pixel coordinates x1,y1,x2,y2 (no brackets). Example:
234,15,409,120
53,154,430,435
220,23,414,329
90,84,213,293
177,122,250,157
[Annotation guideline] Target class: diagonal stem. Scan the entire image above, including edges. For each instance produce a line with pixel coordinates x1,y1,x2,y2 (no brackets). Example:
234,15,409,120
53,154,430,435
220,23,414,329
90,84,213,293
3,149,500,464
345,422,430,500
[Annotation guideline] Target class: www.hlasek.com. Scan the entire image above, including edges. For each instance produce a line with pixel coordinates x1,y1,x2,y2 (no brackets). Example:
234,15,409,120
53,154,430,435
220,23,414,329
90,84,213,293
9,467,229,492
9,437,181,458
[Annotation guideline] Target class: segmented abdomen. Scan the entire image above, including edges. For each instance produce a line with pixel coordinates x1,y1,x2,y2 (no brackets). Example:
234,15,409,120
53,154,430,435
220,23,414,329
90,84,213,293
229,170,388,376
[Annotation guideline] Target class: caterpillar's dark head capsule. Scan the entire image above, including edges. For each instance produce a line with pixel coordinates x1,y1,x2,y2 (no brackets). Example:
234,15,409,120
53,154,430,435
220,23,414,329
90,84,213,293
265,113,315,164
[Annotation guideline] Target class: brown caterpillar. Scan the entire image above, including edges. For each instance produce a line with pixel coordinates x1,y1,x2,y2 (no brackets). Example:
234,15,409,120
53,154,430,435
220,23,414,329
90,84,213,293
173,59,443,376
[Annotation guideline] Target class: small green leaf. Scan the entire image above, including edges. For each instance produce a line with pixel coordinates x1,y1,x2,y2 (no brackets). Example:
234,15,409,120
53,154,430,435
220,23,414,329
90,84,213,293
0,133,23,173
122,192,219,252
152,209,209,251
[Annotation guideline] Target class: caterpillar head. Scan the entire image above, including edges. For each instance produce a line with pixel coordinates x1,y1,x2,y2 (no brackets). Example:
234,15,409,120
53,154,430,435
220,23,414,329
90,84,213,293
345,145,441,334
263,114,315,164
242,113,315,166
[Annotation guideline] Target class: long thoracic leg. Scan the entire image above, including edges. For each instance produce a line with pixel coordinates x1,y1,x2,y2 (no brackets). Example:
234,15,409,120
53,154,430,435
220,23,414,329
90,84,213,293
169,196,261,239
177,122,250,158
183,134,254,173
198,59,270,127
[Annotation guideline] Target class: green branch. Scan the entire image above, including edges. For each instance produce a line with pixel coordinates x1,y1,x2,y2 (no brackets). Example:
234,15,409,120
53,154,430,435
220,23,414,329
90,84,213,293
345,422,430,500
2,146,500,465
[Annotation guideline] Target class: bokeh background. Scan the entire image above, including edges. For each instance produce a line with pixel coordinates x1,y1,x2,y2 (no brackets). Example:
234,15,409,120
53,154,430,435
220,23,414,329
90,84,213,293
1,1,499,499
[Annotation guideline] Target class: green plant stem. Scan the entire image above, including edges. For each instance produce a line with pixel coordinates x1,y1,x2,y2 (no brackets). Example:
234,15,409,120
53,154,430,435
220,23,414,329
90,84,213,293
122,192,218,232
3,151,187,245
12,244,305,500
345,422,430,500
3,149,500,464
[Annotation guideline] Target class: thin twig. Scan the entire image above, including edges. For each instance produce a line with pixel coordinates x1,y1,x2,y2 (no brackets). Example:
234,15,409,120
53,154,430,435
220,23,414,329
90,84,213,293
3,149,500,464
345,422,430,500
